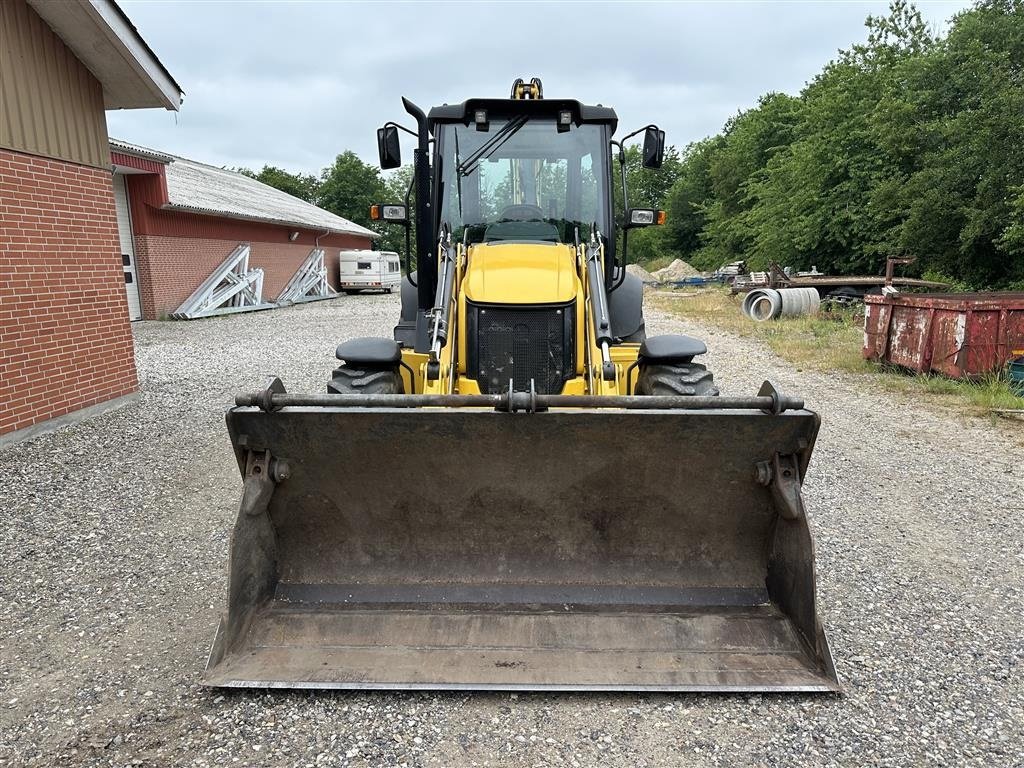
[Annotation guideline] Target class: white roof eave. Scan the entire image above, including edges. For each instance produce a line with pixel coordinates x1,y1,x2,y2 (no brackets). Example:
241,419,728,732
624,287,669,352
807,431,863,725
27,0,183,111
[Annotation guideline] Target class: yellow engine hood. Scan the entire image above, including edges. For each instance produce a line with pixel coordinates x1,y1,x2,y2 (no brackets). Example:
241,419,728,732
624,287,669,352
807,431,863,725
462,242,578,305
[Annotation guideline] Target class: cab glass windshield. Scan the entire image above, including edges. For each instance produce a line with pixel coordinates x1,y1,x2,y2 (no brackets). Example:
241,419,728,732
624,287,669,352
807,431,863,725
436,118,609,244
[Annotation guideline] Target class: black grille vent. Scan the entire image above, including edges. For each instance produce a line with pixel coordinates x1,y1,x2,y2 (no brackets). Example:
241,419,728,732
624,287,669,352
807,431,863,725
467,302,574,394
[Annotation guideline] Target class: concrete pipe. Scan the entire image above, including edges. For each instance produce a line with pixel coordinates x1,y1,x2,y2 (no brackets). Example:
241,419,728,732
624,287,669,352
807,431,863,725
747,288,782,322
741,288,772,319
778,287,821,318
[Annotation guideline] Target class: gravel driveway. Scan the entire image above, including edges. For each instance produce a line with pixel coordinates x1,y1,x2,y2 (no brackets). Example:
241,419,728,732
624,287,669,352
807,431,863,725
2,294,1021,767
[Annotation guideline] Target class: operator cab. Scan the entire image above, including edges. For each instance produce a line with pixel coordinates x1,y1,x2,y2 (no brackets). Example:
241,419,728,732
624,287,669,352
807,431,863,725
428,92,617,252
375,79,667,368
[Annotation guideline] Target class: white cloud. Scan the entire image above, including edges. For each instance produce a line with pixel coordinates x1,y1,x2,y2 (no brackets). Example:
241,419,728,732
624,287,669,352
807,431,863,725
107,0,971,174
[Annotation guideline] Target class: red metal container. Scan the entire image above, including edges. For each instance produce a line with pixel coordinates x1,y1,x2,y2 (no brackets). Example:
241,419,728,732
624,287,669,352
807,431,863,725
864,292,1024,379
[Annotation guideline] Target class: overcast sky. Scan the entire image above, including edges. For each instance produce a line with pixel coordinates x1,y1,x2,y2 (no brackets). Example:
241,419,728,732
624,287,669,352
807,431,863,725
108,1,971,176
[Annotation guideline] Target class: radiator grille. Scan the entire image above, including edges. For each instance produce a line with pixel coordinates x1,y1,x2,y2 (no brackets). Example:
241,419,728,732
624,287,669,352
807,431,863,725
468,303,574,394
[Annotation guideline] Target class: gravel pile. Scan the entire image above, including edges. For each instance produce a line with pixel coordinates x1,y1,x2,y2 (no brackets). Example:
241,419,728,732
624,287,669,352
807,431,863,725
1,294,1021,766
651,258,700,282
625,263,657,285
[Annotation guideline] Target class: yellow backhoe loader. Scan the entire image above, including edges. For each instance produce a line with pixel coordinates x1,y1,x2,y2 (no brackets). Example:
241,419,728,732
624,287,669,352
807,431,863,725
204,79,839,692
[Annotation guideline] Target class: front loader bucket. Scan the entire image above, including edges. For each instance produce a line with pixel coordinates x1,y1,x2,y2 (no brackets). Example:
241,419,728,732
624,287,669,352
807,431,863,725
205,395,839,692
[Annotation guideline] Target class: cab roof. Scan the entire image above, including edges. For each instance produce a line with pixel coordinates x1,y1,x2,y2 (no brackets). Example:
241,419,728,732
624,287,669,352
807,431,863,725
427,99,618,134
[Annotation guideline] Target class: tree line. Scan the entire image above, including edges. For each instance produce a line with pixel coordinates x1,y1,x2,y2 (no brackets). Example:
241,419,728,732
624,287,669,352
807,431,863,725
239,0,1022,289
647,0,1024,289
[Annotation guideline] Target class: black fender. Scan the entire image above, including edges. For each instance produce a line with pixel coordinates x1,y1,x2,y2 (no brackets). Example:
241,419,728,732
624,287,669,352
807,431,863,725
400,272,418,322
394,272,419,348
609,272,645,340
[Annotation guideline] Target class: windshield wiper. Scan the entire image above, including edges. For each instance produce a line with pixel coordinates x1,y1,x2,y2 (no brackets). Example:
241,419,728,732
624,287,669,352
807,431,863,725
457,115,528,177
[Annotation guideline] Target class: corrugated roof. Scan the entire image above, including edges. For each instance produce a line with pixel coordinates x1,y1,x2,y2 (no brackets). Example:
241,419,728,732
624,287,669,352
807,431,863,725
109,138,377,238
109,138,173,163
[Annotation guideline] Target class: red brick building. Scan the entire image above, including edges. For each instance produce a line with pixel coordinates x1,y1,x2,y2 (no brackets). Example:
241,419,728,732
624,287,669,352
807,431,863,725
109,140,376,320
0,0,181,445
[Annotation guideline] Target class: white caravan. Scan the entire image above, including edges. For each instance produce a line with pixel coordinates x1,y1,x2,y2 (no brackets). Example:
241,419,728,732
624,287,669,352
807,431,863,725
339,250,402,294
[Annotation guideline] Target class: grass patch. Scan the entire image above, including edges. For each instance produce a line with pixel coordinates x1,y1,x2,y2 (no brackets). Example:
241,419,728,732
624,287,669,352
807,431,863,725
914,371,1024,412
649,289,869,372
651,287,1024,417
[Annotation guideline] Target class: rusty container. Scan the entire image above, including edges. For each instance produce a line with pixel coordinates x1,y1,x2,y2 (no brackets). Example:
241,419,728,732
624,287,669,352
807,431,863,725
864,292,1024,379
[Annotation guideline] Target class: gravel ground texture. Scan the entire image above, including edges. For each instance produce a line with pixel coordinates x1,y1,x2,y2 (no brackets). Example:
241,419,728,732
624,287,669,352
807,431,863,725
1,293,1022,767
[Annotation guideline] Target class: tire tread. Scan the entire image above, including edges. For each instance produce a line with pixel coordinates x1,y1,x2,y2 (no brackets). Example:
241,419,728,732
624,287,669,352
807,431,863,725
635,362,719,397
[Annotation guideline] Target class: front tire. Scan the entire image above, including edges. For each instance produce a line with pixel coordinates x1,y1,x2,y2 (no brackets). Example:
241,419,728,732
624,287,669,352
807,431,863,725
635,362,719,397
327,364,403,394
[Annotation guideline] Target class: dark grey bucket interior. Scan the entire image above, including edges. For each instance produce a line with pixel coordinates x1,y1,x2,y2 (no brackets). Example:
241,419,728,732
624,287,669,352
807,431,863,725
205,407,838,692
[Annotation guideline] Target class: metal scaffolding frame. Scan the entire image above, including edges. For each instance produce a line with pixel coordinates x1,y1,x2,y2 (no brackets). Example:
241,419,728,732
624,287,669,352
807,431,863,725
171,244,274,320
276,248,338,305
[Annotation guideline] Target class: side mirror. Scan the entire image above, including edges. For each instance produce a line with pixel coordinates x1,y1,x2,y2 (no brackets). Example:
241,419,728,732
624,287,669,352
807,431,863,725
377,125,401,169
624,208,666,229
642,127,666,169
370,203,409,224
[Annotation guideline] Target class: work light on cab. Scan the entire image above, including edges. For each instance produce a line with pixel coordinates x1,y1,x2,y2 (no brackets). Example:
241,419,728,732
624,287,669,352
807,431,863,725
369,203,408,223
626,208,666,228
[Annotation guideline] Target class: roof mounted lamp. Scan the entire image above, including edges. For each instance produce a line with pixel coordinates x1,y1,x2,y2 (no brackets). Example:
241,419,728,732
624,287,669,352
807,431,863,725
474,108,489,132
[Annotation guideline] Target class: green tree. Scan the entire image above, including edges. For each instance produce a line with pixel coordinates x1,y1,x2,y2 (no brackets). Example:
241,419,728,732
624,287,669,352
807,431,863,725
881,0,1024,286
696,91,803,269
674,0,1024,286
318,151,386,230
661,137,720,260
236,165,320,203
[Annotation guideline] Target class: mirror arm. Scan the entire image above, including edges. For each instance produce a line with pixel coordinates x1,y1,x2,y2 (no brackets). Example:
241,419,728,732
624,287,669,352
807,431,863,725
619,124,659,144
610,226,628,293
384,121,419,138
610,139,629,212
608,125,662,292
608,140,628,292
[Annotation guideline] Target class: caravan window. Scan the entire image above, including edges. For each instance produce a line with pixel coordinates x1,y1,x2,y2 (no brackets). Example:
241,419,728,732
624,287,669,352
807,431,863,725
389,261,400,272
357,261,372,270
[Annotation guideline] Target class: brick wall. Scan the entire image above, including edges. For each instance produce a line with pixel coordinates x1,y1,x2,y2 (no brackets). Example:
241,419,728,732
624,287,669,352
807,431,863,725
133,231,371,320
120,171,374,319
0,148,138,437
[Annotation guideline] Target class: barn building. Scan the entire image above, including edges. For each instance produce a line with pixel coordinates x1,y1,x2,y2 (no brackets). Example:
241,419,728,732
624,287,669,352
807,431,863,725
108,140,376,320
0,0,182,445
